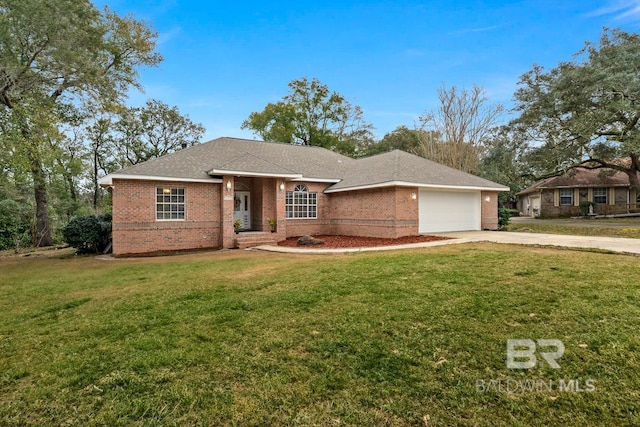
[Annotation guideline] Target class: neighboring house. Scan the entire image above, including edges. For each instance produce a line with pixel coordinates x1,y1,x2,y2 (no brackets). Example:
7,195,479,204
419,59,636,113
517,167,640,218
99,137,508,256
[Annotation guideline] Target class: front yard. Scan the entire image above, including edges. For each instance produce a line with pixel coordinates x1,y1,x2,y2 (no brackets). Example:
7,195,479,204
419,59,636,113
1,244,639,426
507,217,640,239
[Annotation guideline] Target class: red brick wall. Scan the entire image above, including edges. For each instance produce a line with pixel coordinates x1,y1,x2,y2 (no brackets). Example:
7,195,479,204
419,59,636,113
112,179,221,256
284,182,333,237
256,178,279,232
112,177,498,253
282,184,420,239
328,187,418,238
481,191,499,230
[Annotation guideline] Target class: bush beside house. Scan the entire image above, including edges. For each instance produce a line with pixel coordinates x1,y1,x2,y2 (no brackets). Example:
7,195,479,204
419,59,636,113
63,213,112,254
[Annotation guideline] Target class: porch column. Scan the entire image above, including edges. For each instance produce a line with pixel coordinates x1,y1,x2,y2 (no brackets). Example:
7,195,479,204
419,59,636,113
275,179,287,239
221,175,235,248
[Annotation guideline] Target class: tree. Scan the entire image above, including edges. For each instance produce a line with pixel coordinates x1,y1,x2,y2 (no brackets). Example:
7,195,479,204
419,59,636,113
512,28,640,192
0,0,161,246
79,101,204,210
241,77,374,156
478,126,532,204
113,100,205,166
85,113,116,210
368,126,425,155
418,84,504,174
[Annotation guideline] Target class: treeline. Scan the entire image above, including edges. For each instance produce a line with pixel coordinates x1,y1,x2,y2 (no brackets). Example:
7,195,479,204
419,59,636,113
2,1,639,251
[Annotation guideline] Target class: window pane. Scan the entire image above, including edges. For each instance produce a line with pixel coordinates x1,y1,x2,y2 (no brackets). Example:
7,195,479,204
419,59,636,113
156,187,185,220
594,188,607,204
284,187,318,219
559,189,572,205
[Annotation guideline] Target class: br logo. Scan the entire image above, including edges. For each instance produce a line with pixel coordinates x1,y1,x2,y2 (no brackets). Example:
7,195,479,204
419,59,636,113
506,339,565,369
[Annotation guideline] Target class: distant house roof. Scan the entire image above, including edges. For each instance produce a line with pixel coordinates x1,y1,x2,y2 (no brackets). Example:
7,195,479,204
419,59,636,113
518,167,633,196
100,137,508,192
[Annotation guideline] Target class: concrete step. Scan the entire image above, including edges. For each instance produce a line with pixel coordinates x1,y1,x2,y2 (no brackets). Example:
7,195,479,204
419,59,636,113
234,232,279,249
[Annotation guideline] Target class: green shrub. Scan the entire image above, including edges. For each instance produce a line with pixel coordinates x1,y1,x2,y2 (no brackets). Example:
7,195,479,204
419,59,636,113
0,199,31,251
580,201,597,216
62,213,112,254
498,208,512,228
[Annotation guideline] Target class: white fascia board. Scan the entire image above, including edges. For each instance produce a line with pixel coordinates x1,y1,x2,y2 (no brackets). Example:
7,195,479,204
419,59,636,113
99,174,223,187
290,177,341,183
208,169,303,179
324,180,509,193
414,183,510,192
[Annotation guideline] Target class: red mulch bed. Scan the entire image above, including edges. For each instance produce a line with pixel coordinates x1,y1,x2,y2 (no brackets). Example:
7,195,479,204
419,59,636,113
278,235,451,249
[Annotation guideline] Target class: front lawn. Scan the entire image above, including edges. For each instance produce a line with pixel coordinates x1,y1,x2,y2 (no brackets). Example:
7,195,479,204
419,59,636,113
507,221,640,238
1,245,639,426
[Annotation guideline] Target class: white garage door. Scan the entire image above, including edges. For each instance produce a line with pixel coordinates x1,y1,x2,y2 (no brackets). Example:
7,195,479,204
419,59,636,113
419,190,481,233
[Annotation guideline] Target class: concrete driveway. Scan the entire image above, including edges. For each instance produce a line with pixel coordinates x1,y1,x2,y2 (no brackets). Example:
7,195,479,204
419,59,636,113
433,231,640,255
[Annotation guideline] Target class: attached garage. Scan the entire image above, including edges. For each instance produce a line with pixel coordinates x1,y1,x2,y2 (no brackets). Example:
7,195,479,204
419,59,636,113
419,189,481,233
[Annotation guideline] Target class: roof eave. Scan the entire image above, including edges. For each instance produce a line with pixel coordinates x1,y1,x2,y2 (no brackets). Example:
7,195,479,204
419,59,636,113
517,189,540,196
99,174,223,187
325,180,509,194
208,169,303,179
290,177,341,183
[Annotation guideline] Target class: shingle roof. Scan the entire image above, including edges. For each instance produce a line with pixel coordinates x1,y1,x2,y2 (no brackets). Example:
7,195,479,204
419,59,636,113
101,137,353,183
518,167,632,195
101,137,508,191
326,150,508,192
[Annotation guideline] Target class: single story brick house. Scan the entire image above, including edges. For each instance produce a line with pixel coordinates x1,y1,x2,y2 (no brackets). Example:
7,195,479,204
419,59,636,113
100,137,508,256
517,167,640,218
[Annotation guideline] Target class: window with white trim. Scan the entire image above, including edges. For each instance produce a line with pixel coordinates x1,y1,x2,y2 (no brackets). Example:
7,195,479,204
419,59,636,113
559,188,573,205
156,187,185,220
285,184,317,219
593,187,607,204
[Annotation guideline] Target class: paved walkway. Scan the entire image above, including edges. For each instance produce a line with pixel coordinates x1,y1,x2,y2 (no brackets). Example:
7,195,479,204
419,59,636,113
254,231,640,255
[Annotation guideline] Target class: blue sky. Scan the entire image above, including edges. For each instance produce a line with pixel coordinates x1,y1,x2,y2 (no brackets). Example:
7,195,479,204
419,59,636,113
98,0,640,141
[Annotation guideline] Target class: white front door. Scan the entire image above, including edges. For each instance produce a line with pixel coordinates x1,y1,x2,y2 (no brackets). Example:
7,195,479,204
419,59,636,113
233,191,251,230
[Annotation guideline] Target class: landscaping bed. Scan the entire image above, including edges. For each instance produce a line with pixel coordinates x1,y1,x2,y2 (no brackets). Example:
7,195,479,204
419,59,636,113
277,234,450,248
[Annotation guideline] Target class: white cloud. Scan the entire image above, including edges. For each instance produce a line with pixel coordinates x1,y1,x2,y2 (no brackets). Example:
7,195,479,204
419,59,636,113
157,26,182,46
586,0,640,20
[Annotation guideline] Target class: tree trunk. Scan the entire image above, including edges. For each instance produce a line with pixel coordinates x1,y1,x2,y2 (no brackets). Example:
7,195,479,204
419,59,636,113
64,172,77,220
93,148,99,210
628,169,640,194
628,153,640,194
30,155,53,247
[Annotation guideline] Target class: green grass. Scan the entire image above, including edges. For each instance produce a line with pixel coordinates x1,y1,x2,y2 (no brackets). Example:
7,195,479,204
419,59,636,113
1,245,639,426
507,221,640,238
